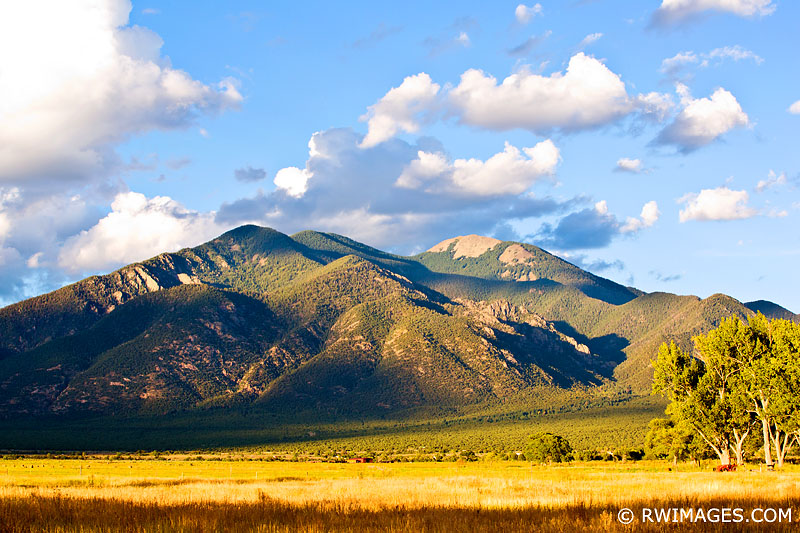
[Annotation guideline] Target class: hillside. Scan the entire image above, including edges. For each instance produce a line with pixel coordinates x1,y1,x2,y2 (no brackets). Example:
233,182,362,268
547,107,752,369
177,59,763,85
0,225,792,436
745,300,798,321
416,235,641,305
0,248,608,418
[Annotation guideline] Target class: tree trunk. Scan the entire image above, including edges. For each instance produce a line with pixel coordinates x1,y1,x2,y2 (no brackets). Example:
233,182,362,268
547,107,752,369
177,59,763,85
773,431,793,468
732,443,744,466
732,428,749,466
719,448,731,466
761,418,773,466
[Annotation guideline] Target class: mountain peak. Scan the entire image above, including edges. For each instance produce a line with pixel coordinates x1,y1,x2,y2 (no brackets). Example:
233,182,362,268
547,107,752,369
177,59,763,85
427,235,502,258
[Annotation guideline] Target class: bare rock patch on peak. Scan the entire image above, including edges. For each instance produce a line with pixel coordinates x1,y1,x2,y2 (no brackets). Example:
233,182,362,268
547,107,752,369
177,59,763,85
427,235,502,258
499,244,534,264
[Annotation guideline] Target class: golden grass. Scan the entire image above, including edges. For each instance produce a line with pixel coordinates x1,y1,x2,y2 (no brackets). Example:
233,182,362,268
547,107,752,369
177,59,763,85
1,459,799,531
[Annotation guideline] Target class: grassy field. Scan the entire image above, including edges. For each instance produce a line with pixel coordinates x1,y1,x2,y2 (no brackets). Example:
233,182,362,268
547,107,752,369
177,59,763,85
1,457,798,531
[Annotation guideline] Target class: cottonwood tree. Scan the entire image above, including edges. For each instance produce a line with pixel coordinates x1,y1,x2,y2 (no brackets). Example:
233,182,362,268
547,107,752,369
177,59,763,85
645,418,707,465
750,317,800,467
701,315,800,468
524,432,572,463
652,341,753,466
654,316,800,468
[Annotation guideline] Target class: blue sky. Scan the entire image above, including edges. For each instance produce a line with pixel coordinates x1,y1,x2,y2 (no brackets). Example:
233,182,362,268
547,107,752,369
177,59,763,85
0,0,798,311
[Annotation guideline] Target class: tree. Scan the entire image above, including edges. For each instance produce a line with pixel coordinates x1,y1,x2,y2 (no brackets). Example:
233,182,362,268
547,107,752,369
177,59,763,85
749,317,800,467
644,418,674,460
524,432,572,463
697,315,800,468
653,316,800,468
652,340,753,465
644,418,708,464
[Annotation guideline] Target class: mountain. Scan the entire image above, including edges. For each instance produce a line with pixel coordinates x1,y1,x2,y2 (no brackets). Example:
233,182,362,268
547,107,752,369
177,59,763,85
744,300,798,321
0,225,791,422
416,235,641,305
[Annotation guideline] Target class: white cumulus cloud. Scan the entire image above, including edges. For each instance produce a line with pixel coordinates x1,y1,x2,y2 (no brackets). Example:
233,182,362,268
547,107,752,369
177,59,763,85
515,3,543,24
359,73,440,148
274,167,313,198
661,51,699,76
396,151,452,190
217,128,569,252
398,140,560,196
789,101,800,114
678,187,757,222
615,158,644,173
0,0,241,186
59,191,226,272
621,201,660,232
360,54,671,142
657,84,749,152
449,53,634,134
653,0,776,26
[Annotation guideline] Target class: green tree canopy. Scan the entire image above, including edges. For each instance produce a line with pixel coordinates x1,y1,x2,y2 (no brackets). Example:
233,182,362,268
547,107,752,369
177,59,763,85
652,338,753,465
524,432,573,463
652,315,800,467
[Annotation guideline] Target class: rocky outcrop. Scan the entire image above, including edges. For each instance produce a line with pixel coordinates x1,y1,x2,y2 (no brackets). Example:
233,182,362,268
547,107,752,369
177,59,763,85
427,235,502,258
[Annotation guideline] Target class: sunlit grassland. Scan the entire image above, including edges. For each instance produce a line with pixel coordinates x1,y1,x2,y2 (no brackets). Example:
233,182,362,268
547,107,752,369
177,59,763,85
2,459,799,531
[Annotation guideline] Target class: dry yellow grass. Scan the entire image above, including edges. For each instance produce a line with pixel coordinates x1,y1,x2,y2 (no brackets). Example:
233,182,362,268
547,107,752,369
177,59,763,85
1,459,799,531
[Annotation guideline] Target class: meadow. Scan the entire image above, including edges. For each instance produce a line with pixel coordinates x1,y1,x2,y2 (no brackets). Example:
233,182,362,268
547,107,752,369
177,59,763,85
1,457,798,532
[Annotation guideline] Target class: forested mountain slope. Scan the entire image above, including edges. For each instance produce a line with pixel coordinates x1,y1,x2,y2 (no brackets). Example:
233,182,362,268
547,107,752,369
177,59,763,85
0,225,790,417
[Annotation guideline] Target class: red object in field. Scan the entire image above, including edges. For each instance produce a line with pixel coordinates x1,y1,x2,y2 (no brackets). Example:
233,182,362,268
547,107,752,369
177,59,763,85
713,464,737,472
353,457,373,463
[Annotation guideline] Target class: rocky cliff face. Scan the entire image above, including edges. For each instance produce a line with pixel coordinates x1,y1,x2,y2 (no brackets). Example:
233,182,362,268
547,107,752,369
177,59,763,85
0,252,203,359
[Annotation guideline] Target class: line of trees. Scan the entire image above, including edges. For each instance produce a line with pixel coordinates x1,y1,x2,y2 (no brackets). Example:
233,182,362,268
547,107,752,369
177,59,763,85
652,314,800,467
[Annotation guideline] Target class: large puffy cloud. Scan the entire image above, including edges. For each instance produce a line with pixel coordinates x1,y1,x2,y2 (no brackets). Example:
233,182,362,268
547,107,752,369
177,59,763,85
360,54,672,145
0,185,110,302
0,0,241,186
536,200,658,250
448,54,634,134
216,129,660,253
652,0,776,26
0,186,112,265
217,128,568,251
656,84,748,152
59,191,228,272
359,73,440,148
789,101,800,114
678,187,756,221
396,140,560,196
274,167,313,198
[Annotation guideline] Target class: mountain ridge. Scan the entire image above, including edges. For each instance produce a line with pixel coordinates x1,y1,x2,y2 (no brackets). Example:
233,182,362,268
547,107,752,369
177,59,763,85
0,225,793,421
